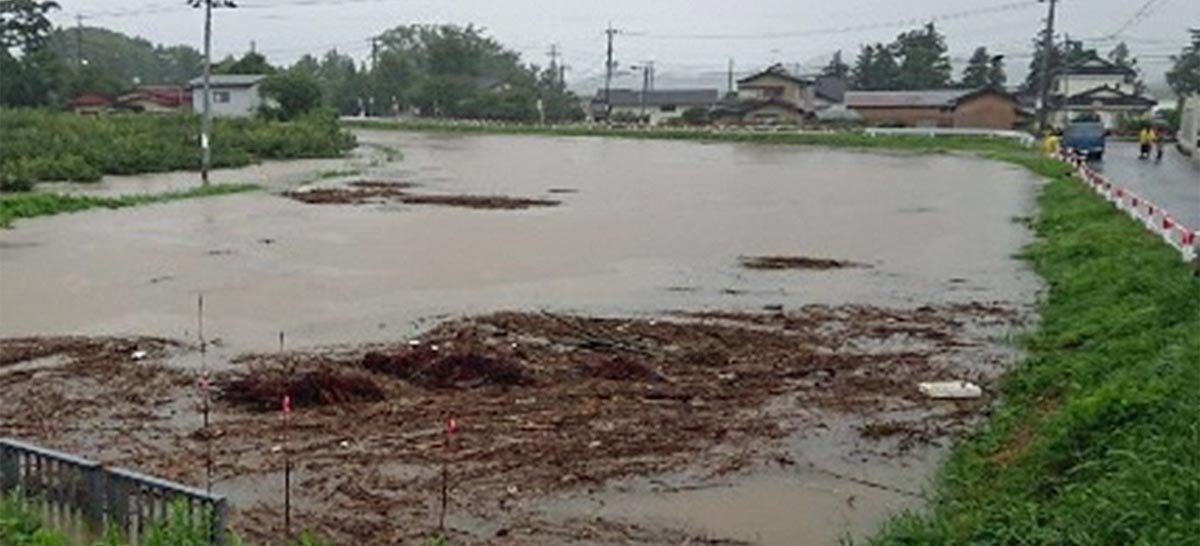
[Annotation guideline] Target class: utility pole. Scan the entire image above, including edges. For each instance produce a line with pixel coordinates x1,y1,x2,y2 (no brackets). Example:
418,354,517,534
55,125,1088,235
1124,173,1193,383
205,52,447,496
369,36,379,117
547,43,561,86
190,0,237,187
727,58,734,97
1036,0,1058,135
604,23,619,120
75,14,84,68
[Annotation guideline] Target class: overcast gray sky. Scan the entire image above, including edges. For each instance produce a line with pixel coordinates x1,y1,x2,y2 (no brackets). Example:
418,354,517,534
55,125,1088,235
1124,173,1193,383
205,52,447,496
56,0,1197,90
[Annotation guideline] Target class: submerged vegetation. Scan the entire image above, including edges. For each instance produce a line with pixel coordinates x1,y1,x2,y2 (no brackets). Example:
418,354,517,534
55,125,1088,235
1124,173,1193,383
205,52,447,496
0,184,259,228
871,153,1199,544
0,110,355,191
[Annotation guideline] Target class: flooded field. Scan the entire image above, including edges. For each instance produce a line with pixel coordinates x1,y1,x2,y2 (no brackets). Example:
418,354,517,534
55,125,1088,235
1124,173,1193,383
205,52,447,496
0,131,1043,545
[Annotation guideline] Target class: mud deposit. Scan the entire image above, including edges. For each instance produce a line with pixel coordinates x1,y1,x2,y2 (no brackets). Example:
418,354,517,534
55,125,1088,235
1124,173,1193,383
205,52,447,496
739,256,869,271
285,182,559,210
1,302,1020,545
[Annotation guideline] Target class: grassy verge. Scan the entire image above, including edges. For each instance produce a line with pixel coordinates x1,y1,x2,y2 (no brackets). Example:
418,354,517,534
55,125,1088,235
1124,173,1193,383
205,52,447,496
0,184,259,228
870,155,1199,544
0,109,356,191
343,119,1031,155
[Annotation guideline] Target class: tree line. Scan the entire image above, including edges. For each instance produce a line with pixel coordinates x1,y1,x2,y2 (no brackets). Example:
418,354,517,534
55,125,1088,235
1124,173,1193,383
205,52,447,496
0,2,583,122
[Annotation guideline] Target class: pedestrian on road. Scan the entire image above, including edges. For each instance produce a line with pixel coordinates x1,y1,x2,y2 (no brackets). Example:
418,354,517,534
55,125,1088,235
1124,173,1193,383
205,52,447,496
1154,126,1165,162
1138,126,1155,160
1042,130,1062,156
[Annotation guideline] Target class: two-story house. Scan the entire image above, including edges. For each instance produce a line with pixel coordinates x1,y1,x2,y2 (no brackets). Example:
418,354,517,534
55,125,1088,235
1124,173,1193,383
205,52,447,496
1051,53,1155,129
712,64,838,125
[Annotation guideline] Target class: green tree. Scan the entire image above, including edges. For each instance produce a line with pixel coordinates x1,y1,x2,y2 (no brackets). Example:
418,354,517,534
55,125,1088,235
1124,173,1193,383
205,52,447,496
216,50,274,75
820,50,850,79
0,0,65,107
259,69,323,121
987,54,1007,88
962,46,992,88
1166,29,1200,103
1108,41,1145,94
1023,33,1092,92
850,43,899,90
893,22,951,89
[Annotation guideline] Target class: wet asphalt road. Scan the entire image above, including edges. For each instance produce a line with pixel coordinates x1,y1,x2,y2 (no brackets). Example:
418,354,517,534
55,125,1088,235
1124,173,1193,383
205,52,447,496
1094,141,1200,229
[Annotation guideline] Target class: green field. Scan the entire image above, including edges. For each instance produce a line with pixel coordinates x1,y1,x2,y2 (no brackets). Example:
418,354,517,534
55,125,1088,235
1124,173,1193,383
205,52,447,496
0,110,356,191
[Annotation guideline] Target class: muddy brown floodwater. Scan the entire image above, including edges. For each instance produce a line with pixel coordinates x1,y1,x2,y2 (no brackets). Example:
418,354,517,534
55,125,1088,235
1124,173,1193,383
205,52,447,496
0,130,1043,545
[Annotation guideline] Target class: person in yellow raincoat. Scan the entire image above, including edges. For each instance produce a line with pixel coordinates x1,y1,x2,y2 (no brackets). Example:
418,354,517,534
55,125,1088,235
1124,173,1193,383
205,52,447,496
1043,130,1062,156
1138,126,1155,159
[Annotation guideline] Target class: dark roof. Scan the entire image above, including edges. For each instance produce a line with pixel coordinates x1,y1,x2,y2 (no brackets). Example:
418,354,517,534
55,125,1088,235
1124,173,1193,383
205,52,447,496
117,86,190,108
813,75,847,103
1063,85,1156,107
187,74,267,89
1065,53,1136,76
737,63,812,86
592,88,720,107
845,88,1017,109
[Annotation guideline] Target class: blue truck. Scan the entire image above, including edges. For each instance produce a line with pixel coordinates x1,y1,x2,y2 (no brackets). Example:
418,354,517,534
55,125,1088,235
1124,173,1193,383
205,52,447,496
1062,122,1108,161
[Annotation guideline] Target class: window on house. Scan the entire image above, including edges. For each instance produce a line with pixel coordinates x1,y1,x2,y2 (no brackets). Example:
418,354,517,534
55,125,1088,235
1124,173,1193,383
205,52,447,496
213,91,231,104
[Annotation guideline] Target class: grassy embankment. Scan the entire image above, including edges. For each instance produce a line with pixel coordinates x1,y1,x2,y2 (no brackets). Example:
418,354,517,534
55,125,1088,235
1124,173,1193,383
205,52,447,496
359,119,1200,544
0,184,259,228
0,109,356,191
869,157,1199,545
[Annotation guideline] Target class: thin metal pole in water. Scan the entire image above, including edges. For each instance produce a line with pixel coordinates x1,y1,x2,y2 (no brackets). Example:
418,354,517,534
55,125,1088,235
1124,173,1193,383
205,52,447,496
280,331,292,540
199,293,213,494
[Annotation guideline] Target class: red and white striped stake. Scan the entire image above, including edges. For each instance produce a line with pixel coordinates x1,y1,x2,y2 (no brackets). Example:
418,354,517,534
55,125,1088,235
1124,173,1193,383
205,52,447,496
439,416,458,534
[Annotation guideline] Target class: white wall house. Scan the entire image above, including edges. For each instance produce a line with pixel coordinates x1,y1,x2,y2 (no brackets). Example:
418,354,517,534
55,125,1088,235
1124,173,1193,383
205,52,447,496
1050,54,1155,129
590,88,720,124
187,74,267,118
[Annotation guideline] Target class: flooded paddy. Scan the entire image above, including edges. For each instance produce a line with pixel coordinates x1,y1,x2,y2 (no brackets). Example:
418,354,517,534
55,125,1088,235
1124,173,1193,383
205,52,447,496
0,130,1043,545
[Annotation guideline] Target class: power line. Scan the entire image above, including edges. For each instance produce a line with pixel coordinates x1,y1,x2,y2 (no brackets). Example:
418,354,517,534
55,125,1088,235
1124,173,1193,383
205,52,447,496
1104,0,1168,40
621,0,1041,41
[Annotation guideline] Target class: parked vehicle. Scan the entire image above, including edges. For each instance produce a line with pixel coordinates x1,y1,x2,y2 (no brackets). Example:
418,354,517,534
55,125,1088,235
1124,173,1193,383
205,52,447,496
1062,122,1108,160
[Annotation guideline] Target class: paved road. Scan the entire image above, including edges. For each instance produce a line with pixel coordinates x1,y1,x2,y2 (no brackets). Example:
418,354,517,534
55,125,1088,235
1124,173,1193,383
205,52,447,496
1093,142,1200,229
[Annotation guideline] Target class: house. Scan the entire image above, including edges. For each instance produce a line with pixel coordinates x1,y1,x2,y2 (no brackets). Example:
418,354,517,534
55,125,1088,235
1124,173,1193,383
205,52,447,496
113,85,191,114
69,94,113,115
590,88,720,124
1179,94,1200,162
711,64,845,125
844,88,1024,129
1050,53,1156,129
187,74,267,118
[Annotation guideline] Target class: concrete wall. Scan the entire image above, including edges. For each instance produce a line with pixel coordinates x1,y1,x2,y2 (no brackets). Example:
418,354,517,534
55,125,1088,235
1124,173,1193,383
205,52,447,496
610,104,690,125
743,103,804,124
191,84,262,118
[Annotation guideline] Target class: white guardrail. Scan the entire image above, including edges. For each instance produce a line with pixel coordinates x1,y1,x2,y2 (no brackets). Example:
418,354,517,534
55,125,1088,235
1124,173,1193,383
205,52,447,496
864,127,1037,146
1058,151,1198,264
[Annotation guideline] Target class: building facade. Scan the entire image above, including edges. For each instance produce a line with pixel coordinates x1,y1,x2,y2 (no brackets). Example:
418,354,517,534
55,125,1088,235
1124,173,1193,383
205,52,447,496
1180,94,1200,163
844,88,1023,129
1050,54,1155,129
187,74,267,118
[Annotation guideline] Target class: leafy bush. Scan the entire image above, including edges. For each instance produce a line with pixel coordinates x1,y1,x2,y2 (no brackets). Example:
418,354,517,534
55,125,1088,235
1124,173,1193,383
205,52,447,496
0,109,355,191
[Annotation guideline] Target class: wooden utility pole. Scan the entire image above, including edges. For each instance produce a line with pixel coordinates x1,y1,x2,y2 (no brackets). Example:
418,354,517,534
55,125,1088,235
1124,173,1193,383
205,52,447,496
1037,0,1058,135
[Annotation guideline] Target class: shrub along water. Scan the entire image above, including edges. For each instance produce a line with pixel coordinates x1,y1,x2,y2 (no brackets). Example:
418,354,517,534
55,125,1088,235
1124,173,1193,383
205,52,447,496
0,184,259,228
0,109,356,191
